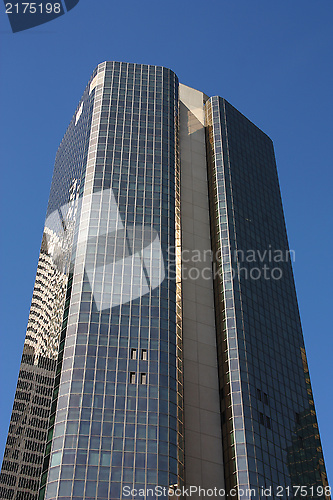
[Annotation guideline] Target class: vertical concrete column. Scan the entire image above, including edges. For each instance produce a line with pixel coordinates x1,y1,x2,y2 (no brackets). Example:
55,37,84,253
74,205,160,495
179,84,225,496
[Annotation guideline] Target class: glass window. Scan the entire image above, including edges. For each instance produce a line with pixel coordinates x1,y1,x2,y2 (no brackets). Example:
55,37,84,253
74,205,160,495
130,349,137,360
141,349,147,361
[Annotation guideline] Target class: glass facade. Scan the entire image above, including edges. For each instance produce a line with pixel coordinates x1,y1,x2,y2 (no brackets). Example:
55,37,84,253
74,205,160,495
39,61,183,500
205,97,329,499
0,63,329,500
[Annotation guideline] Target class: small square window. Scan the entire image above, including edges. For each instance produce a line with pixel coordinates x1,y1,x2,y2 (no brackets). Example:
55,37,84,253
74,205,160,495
140,373,147,385
257,389,262,401
259,412,264,425
263,393,268,405
130,372,136,384
141,349,147,361
130,349,137,360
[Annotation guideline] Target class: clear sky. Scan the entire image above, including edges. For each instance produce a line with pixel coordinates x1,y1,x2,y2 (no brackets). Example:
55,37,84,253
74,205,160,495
0,0,332,483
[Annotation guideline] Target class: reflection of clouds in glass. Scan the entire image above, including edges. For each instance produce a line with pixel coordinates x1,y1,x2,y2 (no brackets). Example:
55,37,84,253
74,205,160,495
82,189,164,311
46,188,165,312
91,231,164,311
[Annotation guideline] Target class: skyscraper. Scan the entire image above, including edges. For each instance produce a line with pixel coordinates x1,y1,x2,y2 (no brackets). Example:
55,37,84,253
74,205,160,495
0,61,329,500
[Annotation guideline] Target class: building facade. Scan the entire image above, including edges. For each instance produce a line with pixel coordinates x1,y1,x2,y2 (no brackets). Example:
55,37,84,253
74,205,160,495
0,62,329,500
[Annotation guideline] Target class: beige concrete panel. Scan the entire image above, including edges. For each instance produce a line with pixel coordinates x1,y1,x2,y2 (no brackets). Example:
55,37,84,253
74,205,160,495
201,462,225,492
193,276,213,290
183,380,200,407
196,286,215,306
180,83,225,492
184,457,203,486
193,220,211,237
183,338,198,362
182,186,194,203
200,434,225,464
181,200,194,218
182,318,198,339
191,139,207,155
196,323,218,345
184,406,201,432
191,192,211,209
196,305,216,327
193,234,212,253
182,230,194,248
198,343,219,366
199,385,221,414
182,299,197,321
182,280,196,302
192,166,208,182
199,409,223,438
184,359,200,381
184,430,202,459
192,173,209,194
198,364,220,389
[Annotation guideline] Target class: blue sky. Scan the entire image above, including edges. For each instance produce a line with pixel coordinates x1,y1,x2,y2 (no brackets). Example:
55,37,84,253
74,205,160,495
0,0,332,482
